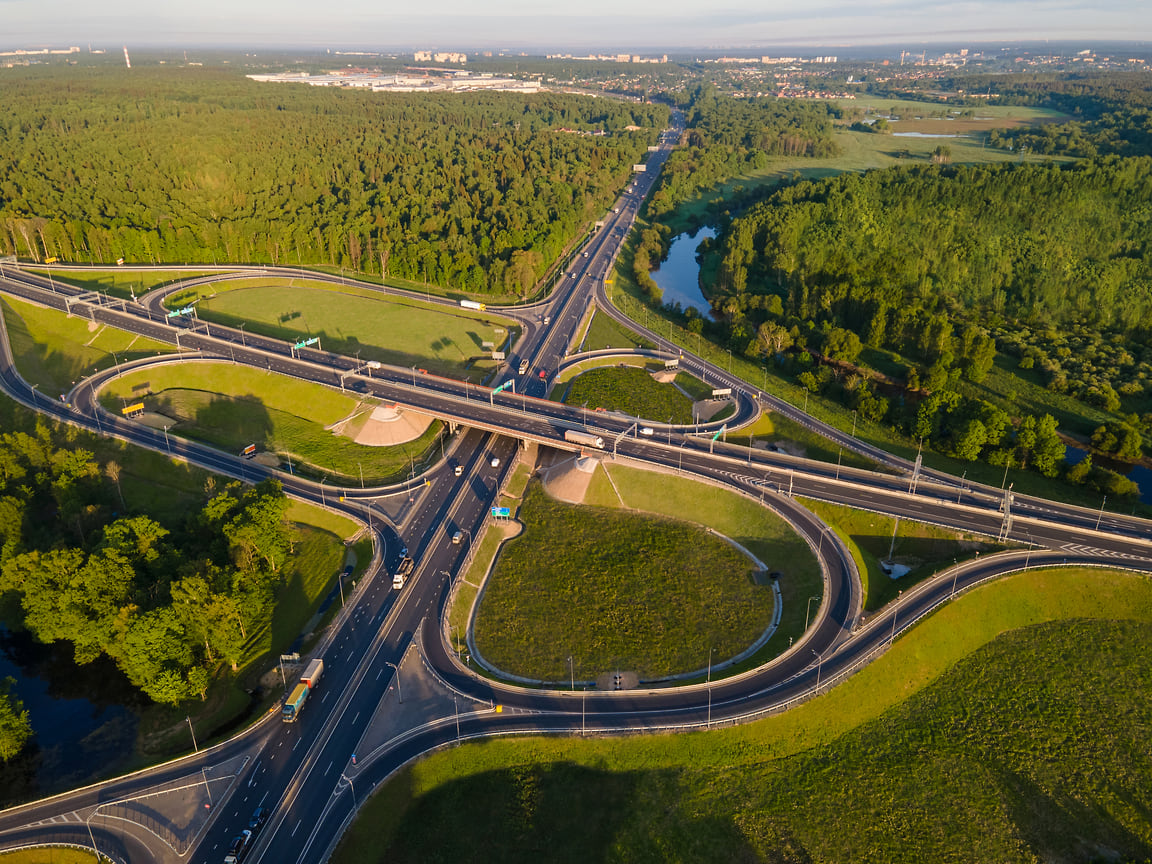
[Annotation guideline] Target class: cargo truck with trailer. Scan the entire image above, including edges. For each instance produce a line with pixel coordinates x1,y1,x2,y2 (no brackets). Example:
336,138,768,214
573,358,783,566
282,657,324,722
564,429,605,449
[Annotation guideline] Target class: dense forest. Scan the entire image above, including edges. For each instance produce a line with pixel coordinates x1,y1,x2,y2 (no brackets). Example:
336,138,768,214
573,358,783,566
644,85,841,223
700,156,1152,489
0,68,667,294
0,414,299,759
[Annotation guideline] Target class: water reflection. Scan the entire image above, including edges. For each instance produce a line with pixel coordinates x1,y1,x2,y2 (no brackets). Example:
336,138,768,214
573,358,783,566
651,227,716,317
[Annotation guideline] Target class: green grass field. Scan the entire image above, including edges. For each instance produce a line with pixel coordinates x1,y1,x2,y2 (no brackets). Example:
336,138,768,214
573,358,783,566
581,310,654,351
169,279,516,382
334,566,1152,864
474,482,763,681
562,366,695,423
100,363,442,484
800,497,1001,611
1,295,175,397
584,462,821,664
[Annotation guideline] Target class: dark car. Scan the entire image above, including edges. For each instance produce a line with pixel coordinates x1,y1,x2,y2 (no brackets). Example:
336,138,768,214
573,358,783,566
223,829,252,863
248,807,269,832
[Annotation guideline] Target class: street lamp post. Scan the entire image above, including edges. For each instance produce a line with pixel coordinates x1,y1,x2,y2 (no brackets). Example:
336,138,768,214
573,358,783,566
805,595,820,632
163,424,172,456
706,647,713,727
568,655,574,690
811,649,823,693
238,322,246,346
319,478,326,507
385,661,402,703
1095,495,1107,531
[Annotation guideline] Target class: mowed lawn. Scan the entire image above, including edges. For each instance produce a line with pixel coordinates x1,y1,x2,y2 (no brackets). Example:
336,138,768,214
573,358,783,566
101,362,441,483
1,295,174,396
474,483,766,681
334,568,1152,864
173,280,515,381
563,366,695,423
585,462,821,661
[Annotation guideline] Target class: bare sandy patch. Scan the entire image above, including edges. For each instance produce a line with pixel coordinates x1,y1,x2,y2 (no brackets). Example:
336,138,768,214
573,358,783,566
352,404,435,447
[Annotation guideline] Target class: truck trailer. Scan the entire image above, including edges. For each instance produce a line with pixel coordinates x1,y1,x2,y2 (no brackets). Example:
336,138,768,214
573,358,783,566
459,299,486,311
564,429,605,449
282,657,325,722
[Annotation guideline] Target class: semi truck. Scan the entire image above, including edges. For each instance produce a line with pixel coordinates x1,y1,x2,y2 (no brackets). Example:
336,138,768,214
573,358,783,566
394,555,415,589
282,658,325,723
459,299,486,311
564,429,605,449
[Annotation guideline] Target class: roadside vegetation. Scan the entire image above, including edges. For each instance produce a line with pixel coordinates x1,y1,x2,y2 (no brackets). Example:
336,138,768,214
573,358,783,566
560,366,695,424
0,384,355,787
100,363,442,485
474,482,763,681
30,268,223,301
335,567,1152,864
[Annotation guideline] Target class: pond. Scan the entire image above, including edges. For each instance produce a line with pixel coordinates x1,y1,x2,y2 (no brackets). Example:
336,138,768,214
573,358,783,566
651,227,716,318
0,629,140,802
1064,444,1152,504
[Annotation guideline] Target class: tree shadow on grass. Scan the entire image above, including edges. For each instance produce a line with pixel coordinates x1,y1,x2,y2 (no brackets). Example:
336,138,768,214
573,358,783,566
383,764,767,864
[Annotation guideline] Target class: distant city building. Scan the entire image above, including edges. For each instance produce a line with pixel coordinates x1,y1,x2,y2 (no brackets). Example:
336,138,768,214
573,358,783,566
414,50,467,64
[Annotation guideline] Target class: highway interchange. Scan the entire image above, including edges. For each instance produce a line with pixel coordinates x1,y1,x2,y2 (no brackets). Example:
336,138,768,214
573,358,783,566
0,110,1150,863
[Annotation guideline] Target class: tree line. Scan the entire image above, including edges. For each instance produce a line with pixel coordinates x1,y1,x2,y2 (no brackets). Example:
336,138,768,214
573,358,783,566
0,67,668,295
0,418,298,759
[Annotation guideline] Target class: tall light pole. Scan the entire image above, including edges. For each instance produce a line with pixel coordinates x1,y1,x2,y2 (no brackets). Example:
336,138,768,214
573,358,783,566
163,424,172,455
805,595,820,632
811,649,823,694
568,655,574,691
1095,495,1107,531
342,773,356,815
238,322,246,346
706,647,713,728
385,661,402,703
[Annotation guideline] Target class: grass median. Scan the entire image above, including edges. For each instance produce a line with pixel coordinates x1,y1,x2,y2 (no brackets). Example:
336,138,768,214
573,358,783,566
335,566,1152,864
562,365,695,424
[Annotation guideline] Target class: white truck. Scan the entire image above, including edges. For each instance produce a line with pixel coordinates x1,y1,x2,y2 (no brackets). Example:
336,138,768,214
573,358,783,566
564,429,605,449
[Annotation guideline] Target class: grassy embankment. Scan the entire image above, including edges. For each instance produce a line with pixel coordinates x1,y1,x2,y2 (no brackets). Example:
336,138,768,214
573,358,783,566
335,567,1152,864
99,362,441,485
0,849,99,863
167,278,517,383
800,497,1002,612
474,483,763,681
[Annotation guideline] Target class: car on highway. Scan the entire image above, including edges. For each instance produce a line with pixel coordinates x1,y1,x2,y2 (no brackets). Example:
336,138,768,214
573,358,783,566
583,251,589,257
248,807,269,832
223,829,252,863
640,427,654,436
538,369,547,380
452,531,463,544
454,465,464,477
543,316,550,324
490,456,500,468
518,358,529,375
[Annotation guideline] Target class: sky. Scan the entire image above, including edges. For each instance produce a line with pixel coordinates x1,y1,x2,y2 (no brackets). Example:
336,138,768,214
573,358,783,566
3,0,1149,50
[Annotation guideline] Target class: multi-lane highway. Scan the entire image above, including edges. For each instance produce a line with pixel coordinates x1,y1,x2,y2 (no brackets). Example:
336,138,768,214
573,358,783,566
0,105,1150,863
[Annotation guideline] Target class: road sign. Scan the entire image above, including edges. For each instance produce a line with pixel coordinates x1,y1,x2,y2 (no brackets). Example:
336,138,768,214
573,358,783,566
491,351,505,361
711,387,732,398
491,506,511,518
121,402,145,416
293,336,320,349
491,380,513,395
241,443,257,456
664,358,679,370
711,424,727,442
